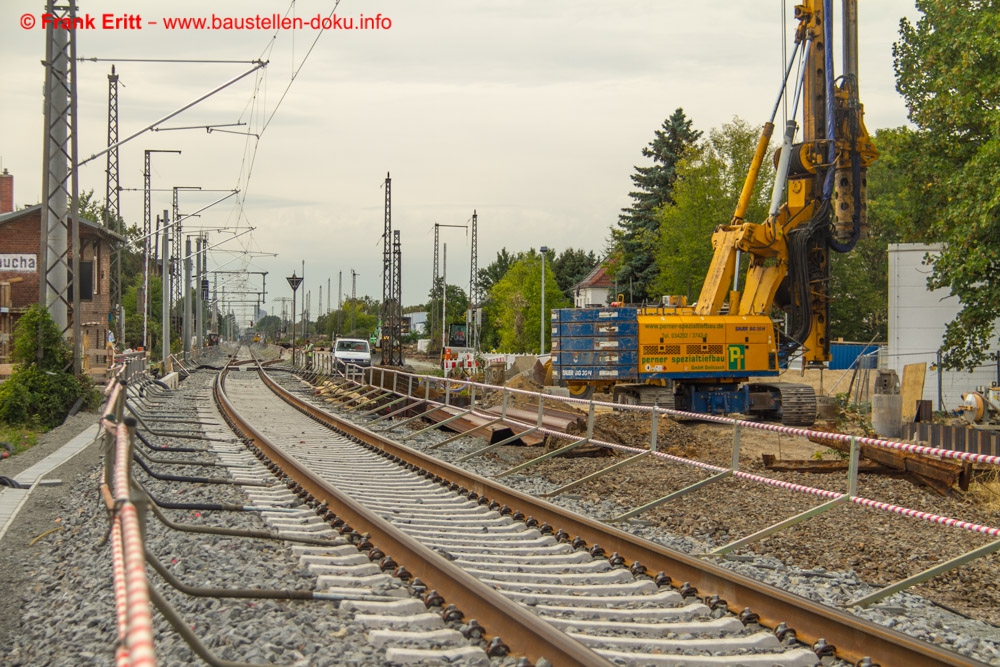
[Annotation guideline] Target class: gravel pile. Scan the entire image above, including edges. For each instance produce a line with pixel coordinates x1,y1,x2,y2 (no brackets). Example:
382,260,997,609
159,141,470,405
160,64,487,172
285,372,1000,666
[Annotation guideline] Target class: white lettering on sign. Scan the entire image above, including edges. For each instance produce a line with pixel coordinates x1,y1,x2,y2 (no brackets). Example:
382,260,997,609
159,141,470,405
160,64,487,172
0,254,37,272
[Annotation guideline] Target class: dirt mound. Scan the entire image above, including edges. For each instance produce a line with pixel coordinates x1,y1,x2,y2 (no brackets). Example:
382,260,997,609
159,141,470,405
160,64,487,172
543,411,710,458
479,373,586,416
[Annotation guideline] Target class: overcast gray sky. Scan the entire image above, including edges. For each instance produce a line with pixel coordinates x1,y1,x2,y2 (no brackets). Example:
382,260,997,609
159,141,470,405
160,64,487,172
1,0,920,322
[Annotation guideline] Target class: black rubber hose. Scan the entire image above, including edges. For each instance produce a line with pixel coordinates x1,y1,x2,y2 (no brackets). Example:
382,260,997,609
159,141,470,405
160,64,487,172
146,498,337,546
140,483,255,512
146,548,319,600
135,430,207,454
132,452,270,487
0,476,26,489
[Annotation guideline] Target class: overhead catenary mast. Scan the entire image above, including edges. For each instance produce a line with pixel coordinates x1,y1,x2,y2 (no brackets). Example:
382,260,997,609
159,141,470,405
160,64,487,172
350,269,358,333
106,66,123,347
380,172,394,362
39,0,80,371
388,230,404,365
468,210,479,351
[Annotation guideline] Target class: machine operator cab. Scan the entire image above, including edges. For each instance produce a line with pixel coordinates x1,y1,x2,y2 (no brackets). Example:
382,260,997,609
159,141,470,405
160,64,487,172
333,338,372,375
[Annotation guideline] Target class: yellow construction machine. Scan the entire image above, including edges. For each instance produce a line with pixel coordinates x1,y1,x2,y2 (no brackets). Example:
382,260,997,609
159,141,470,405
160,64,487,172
553,0,877,425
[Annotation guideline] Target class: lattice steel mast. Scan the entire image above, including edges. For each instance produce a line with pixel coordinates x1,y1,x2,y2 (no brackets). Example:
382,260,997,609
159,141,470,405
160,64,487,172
105,66,123,346
380,172,393,362
469,210,478,351
350,269,358,333
142,149,179,349
431,224,439,347
388,229,404,365
39,0,81,372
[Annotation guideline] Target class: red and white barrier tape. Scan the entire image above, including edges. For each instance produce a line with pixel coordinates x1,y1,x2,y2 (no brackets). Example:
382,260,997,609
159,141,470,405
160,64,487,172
108,416,156,665
530,419,1000,537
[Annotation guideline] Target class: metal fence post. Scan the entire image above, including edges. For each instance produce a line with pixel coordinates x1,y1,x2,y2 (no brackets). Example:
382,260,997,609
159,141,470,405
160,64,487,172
650,403,659,452
731,421,741,471
848,435,860,498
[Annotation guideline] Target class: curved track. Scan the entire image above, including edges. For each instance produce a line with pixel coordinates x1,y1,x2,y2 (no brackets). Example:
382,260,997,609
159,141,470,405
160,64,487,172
212,351,979,666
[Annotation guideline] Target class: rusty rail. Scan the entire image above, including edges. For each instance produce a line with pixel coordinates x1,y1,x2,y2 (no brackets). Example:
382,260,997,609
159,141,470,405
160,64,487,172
216,362,614,667
260,362,980,667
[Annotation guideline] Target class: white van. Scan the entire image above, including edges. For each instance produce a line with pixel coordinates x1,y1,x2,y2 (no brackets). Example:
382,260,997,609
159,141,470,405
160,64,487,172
333,338,372,371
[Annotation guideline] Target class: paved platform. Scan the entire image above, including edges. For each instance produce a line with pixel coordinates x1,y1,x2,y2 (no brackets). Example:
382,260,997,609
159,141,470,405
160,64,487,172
0,422,100,541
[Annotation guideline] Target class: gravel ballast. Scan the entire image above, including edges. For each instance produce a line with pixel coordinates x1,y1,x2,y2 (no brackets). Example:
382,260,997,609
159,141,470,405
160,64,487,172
1,366,448,666
4,358,999,666
293,370,1000,666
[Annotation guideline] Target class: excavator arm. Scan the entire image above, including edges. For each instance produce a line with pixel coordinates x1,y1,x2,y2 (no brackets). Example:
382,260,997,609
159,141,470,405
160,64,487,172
692,0,877,368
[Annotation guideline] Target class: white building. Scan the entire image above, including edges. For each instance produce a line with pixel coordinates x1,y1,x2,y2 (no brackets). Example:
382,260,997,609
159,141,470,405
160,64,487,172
888,243,999,410
572,264,612,308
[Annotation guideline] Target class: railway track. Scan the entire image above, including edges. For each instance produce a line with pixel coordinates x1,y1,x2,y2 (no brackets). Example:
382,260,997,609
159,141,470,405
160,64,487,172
207,347,979,667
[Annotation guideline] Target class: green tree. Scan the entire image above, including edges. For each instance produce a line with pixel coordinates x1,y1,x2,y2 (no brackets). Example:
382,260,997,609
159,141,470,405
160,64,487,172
0,305,100,427
829,127,929,341
551,248,598,301
653,117,773,301
476,248,517,297
321,295,380,341
486,250,569,353
893,1,1000,369
122,274,166,353
425,280,468,351
612,108,702,301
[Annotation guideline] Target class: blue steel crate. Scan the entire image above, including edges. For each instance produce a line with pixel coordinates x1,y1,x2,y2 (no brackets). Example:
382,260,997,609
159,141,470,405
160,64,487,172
830,343,882,370
551,323,637,339
592,335,638,351
559,351,638,366
555,322,596,337
556,337,596,351
556,336,638,351
592,307,638,321
593,321,639,336
553,365,638,381
552,308,593,324
554,307,637,323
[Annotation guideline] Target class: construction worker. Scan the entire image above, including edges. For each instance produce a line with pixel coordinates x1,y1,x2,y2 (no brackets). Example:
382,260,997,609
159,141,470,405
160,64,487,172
304,339,314,369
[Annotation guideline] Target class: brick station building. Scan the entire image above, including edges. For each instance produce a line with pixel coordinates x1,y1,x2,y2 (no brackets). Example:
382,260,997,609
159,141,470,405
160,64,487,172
0,170,123,377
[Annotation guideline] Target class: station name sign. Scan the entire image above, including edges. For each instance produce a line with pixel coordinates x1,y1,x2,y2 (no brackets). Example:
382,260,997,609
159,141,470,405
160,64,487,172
0,254,38,272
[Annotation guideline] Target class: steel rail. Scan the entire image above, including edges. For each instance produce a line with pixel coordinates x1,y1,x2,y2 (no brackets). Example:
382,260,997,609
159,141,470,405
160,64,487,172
215,366,613,667
257,365,980,667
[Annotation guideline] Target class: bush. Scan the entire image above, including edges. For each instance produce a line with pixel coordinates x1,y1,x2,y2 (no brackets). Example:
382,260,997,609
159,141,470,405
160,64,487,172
11,303,71,371
0,305,100,428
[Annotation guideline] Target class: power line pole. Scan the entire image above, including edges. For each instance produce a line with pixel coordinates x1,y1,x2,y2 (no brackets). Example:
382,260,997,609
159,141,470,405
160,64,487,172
211,273,218,336
442,243,447,354
161,212,170,366
432,223,468,352
39,0,80,371
170,185,198,309
350,269,358,334
389,230,404,365
195,235,204,354
337,271,342,335
105,66,123,348
381,172,392,362
432,224,439,348
183,236,192,360
469,210,478,351
142,149,179,350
